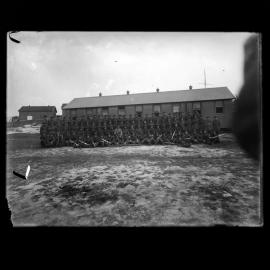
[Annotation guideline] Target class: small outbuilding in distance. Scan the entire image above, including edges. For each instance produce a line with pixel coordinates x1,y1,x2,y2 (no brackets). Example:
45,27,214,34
18,105,57,122
62,86,235,130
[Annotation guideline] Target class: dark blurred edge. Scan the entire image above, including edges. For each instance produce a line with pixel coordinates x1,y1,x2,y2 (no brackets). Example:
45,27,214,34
232,34,263,226
232,33,262,162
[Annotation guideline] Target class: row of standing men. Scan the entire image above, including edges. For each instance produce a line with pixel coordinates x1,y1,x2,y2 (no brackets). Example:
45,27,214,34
40,112,221,148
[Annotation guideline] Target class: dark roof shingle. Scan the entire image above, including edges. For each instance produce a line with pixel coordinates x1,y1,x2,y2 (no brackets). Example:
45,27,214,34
19,106,56,112
63,87,235,110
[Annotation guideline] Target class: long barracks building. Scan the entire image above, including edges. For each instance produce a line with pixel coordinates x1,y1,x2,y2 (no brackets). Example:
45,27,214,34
62,87,235,129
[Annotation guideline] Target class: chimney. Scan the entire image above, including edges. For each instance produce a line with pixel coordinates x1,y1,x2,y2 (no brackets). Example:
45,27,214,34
156,88,159,93
189,85,192,90
99,92,102,97
127,90,130,95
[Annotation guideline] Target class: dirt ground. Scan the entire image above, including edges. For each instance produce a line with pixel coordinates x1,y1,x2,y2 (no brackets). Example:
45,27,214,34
6,130,262,226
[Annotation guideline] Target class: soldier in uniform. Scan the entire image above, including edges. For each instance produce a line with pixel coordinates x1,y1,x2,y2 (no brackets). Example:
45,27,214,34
78,135,90,148
172,113,177,130
160,112,166,128
126,114,131,128
96,115,100,131
142,114,147,128
205,116,212,132
46,133,52,147
190,130,198,144
40,128,46,147
114,115,118,128
183,113,188,130
111,115,115,129
178,114,184,133
202,129,211,145
167,113,172,128
92,132,99,147
110,132,118,146
148,128,156,144
40,116,48,147
211,130,220,144
66,117,72,144
151,112,156,127
197,130,204,144
178,130,184,145
130,133,138,145
92,115,96,129
139,114,144,128
114,126,123,144
199,115,205,132
212,116,221,135
155,113,161,129
186,113,192,133
54,119,61,147
100,135,111,147
141,131,150,145
47,119,57,147
182,130,191,147
155,131,164,145
163,130,171,144
193,113,200,134
70,116,77,139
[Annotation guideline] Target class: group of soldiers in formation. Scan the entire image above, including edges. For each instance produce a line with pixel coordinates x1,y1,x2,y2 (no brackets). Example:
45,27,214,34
40,111,221,148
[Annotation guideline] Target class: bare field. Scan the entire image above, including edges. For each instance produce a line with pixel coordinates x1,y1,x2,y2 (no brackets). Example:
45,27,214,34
6,133,261,226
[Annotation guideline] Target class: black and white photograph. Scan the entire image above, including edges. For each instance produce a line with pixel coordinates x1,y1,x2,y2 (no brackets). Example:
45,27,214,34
6,31,262,226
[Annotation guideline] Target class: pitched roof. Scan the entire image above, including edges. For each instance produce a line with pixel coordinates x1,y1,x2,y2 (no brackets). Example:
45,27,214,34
19,106,56,112
63,87,235,109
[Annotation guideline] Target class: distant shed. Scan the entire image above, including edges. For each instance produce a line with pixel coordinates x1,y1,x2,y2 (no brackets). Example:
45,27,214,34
18,106,57,121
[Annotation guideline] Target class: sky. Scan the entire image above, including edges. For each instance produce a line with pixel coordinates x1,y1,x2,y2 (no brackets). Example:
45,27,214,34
7,31,254,117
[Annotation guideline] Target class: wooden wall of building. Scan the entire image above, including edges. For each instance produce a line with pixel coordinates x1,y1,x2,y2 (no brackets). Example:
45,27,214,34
19,111,56,121
125,105,135,116
62,99,234,128
109,106,118,115
161,103,172,114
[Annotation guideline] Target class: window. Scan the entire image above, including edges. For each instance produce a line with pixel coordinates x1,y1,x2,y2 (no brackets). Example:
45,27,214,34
86,108,92,115
97,108,102,115
136,106,142,117
102,107,108,116
118,106,126,115
135,105,143,112
192,102,201,113
153,105,161,113
216,101,224,114
71,110,76,115
153,105,161,116
77,108,85,116
216,107,223,113
27,115,32,120
181,103,187,113
173,105,180,113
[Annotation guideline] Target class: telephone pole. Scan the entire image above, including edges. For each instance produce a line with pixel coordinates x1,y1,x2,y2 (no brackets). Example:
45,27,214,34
198,68,213,88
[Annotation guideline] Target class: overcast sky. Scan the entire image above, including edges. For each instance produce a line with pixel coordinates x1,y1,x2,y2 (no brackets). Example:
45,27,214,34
7,31,253,117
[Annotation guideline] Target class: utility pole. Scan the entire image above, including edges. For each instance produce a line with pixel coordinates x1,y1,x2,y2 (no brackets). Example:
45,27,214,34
198,67,213,88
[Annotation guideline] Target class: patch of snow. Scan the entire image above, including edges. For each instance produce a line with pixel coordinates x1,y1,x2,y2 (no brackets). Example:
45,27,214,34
7,125,41,135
